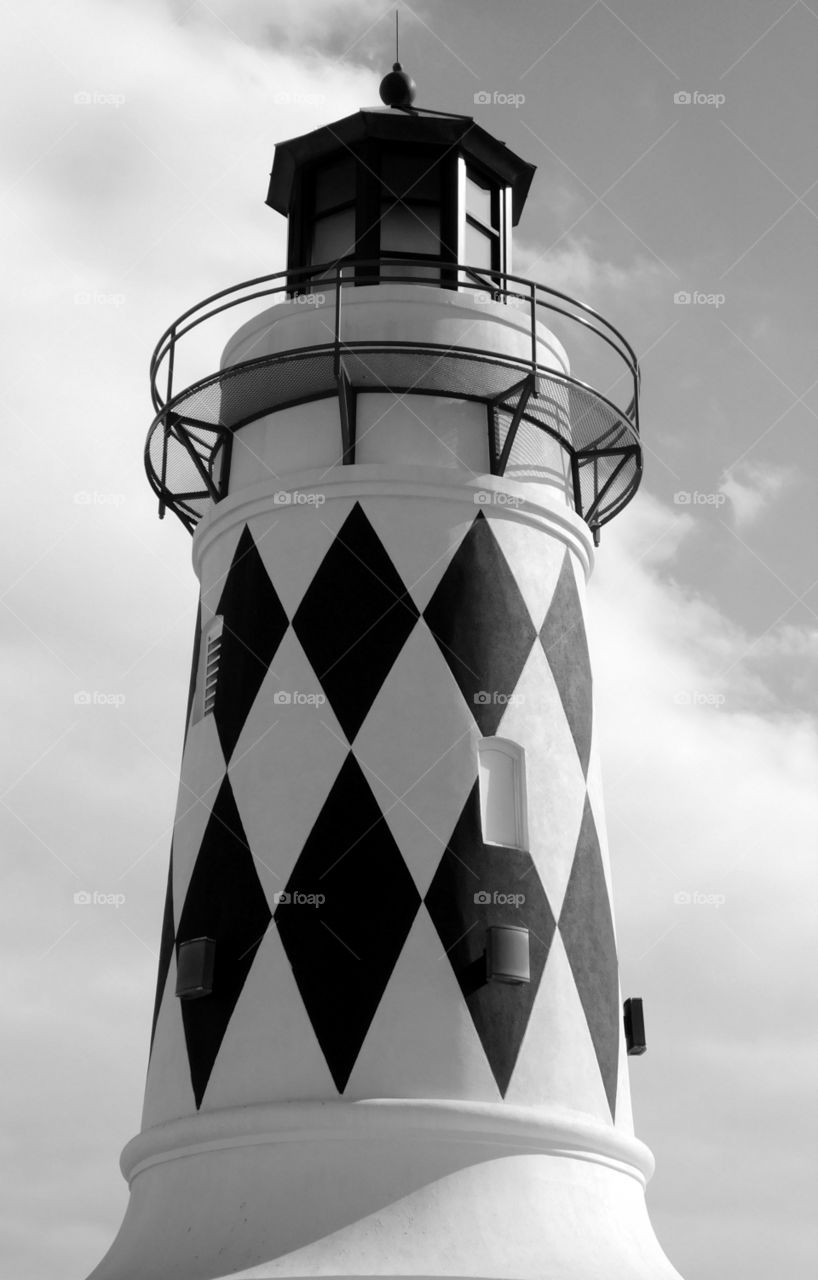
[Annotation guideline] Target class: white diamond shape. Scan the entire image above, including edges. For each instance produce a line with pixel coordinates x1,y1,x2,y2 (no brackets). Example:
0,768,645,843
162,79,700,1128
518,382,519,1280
202,926,336,1111
352,623,479,898
245,498,356,620
142,960,197,1128
584,744,617,916
505,930,612,1121
229,629,350,911
171,713,227,925
488,514,571,633
198,519,252,618
494,641,587,920
362,495,477,613
345,907,501,1101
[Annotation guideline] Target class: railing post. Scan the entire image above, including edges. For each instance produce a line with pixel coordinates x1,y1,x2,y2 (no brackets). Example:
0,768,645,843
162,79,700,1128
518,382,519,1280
333,264,343,379
529,280,537,396
158,420,169,521
165,325,176,411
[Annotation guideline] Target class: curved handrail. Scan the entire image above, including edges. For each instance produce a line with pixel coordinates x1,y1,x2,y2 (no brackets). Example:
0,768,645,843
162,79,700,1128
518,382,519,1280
148,259,640,425
145,258,642,536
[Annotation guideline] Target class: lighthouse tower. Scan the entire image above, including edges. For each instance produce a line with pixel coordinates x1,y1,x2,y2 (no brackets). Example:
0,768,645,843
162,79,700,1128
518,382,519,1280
89,67,683,1280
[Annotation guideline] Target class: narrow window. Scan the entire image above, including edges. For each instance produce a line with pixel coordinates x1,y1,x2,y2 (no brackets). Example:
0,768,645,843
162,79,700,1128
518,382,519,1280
464,165,502,272
194,616,223,723
478,737,528,849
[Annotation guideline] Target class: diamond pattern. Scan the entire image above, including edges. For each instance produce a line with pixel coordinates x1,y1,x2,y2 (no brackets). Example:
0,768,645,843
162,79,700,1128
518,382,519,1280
214,525,289,762
540,551,593,777
352,623,479,898
424,783,556,1095
176,777,272,1108
495,641,587,919
292,503,420,743
274,753,421,1092
149,851,175,1053
423,511,537,736
228,630,350,912
558,797,619,1118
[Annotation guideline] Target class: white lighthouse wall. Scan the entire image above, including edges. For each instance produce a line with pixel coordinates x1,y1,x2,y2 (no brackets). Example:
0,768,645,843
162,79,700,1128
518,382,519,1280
95,1100,681,1280
221,285,570,375
227,397,344,490
222,285,574,504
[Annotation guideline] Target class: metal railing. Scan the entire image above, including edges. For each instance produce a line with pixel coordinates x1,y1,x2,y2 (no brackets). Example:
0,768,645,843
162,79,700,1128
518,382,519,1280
145,259,641,536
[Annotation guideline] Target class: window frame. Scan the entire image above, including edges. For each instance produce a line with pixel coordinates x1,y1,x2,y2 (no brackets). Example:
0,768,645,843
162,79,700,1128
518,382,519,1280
477,736,529,851
459,158,510,283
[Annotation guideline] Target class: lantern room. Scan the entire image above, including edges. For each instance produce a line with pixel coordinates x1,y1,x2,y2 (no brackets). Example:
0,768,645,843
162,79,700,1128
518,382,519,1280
145,70,642,541
265,91,536,283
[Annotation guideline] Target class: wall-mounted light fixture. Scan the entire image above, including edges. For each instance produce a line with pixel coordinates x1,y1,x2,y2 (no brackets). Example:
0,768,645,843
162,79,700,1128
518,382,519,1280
486,925,530,985
175,937,215,1000
623,997,647,1055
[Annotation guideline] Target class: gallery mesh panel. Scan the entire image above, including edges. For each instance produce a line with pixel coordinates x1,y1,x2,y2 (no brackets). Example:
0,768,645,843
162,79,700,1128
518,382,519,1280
146,346,639,531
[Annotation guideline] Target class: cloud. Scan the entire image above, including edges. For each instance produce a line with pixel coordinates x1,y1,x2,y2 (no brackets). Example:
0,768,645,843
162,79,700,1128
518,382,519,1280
168,0,398,59
719,460,793,528
514,234,666,306
589,496,817,1272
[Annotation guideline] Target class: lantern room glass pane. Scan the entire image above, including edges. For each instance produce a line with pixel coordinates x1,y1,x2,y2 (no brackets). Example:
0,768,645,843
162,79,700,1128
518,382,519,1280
314,157,356,213
466,173,495,228
465,220,497,270
381,202,441,255
311,207,357,266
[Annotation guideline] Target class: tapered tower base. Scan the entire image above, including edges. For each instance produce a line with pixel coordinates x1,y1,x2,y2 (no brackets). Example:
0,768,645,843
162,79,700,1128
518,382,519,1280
89,1100,682,1280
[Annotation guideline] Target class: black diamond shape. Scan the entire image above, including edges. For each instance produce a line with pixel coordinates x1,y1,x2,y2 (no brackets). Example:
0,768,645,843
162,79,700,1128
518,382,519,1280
558,797,619,1118
292,504,419,743
213,525,288,762
274,753,420,1092
176,778,272,1107
423,511,536,736
149,850,175,1054
424,783,556,1095
540,552,593,777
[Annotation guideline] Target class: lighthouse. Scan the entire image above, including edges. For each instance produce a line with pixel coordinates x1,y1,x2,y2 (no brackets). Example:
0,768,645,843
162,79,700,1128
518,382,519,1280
88,64,684,1280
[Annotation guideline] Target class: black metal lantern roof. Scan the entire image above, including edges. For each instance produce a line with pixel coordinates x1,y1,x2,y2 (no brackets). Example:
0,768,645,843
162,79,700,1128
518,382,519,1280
266,107,537,224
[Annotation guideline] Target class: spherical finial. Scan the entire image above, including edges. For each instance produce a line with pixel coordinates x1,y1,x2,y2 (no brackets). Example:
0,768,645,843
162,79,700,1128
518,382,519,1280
379,61,417,108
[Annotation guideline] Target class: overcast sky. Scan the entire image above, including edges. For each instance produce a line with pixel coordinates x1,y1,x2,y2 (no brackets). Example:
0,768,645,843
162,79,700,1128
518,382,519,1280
1,2,816,1278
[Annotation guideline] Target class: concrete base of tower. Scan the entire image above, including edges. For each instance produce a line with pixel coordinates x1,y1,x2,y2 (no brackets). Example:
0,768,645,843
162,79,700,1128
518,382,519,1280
87,1101,684,1280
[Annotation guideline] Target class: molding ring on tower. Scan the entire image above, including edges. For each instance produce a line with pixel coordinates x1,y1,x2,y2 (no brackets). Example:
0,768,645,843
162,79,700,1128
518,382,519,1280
121,1098,655,1187
191,467,597,581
